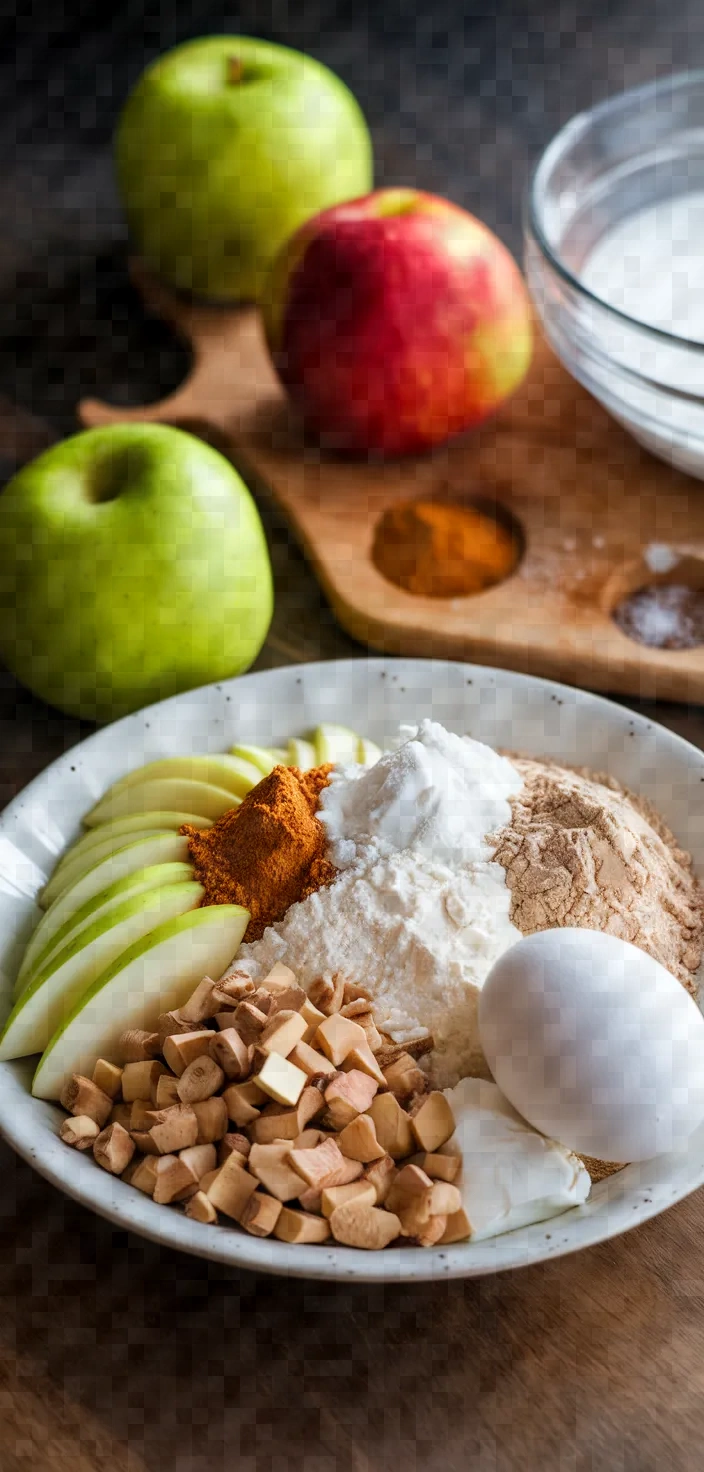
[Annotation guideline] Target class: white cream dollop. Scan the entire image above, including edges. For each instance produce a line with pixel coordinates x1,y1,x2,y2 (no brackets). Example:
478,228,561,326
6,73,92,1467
441,1076,591,1240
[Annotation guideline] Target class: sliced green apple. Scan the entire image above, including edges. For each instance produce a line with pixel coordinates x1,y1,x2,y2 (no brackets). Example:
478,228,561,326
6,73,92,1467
104,754,262,801
228,743,278,776
313,723,363,765
358,736,383,766
0,879,204,1062
28,833,191,972
84,778,241,828
33,903,249,1100
14,860,194,999
287,737,317,770
48,809,212,881
267,747,288,764
41,827,176,909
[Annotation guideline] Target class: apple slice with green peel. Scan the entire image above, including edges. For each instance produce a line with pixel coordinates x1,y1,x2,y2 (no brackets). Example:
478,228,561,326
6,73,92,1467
358,736,383,766
41,827,176,909
228,743,278,777
33,903,249,1100
287,737,317,770
105,753,263,801
0,879,204,1062
33,836,191,983
313,723,363,765
48,809,212,880
267,747,288,764
14,861,195,1000
43,810,211,906
84,778,240,828
17,860,193,996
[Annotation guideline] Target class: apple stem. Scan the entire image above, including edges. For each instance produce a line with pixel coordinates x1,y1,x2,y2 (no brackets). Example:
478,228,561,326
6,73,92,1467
227,56,244,85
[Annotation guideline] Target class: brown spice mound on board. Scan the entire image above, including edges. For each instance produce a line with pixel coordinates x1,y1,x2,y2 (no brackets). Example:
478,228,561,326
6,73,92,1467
372,498,521,598
182,764,337,943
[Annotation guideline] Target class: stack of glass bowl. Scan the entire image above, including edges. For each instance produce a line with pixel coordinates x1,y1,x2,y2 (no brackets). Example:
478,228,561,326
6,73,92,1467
526,70,704,480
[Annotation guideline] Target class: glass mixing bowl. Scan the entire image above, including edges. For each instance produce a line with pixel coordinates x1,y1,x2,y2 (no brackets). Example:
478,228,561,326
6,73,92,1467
525,70,704,479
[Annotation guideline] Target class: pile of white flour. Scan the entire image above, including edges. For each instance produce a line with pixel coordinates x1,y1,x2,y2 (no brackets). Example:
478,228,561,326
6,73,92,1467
236,721,524,1087
319,717,522,869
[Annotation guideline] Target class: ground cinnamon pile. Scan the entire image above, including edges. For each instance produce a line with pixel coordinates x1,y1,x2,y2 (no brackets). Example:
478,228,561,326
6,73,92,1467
182,764,337,942
372,497,520,598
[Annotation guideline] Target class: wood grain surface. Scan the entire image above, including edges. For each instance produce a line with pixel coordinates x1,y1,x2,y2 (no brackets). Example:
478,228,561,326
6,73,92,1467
5,0,704,1466
81,270,704,705
3,1122,704,1472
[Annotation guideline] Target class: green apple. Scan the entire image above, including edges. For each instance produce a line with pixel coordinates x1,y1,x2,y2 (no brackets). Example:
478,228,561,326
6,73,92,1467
15,861,194,999
28,842,192,987
285,728,381,770
0,880,203,1061
115,36,372,302
84,777,241,828
45,810,211,891
314,723,362,765
35,836,191,964
70,809,212,847
228,744,278,777
33,903,249,1099
0,424,273,721
287,736,317,770
41,827,179,909
106,753,263,800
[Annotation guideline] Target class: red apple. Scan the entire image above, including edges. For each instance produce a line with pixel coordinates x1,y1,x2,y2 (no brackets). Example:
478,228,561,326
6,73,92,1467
263,188,533,456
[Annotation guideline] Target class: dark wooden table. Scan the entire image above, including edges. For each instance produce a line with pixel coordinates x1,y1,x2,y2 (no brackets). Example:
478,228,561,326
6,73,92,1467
3,3,704,1467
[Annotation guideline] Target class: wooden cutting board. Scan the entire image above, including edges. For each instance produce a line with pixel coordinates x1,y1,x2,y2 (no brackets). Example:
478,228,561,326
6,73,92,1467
79,265,704,703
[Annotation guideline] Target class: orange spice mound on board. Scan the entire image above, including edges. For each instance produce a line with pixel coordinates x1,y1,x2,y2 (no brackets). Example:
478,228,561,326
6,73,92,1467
182,764,337,942
372,497,520,598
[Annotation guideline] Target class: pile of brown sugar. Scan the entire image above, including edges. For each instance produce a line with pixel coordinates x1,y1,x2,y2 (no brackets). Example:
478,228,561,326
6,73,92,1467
492,756,704,994
491,756,704,1186
182,764,337,942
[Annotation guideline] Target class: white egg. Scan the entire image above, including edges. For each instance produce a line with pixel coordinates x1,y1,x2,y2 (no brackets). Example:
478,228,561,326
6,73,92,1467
478,928,704,1162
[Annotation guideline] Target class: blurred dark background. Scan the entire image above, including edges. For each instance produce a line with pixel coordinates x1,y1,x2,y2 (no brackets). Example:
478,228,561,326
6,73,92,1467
0,0,702,442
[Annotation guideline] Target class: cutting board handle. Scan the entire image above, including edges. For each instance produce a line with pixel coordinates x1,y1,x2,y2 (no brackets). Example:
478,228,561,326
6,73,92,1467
79,261,277,443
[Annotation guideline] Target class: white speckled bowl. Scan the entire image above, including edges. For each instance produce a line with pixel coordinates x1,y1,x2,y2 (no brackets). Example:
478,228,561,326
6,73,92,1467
0,657,702,1282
